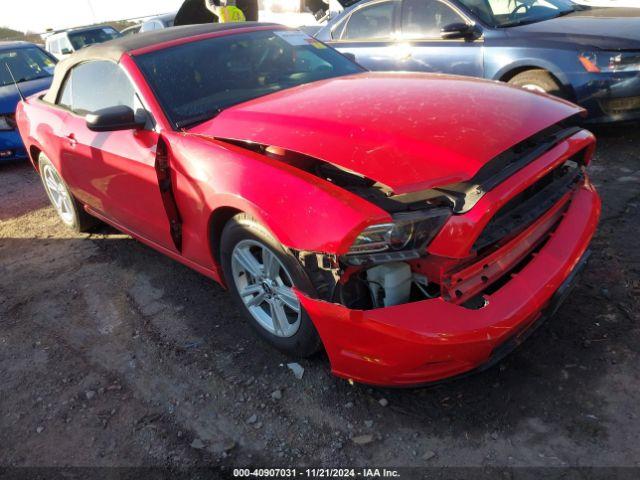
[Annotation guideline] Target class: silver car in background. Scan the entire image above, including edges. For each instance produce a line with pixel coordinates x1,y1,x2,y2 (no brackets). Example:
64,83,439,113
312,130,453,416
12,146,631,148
139,13,177,32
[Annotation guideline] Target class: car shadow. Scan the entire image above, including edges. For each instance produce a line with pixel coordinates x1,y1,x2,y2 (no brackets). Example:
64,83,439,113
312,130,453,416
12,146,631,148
0,230,626,446
587,120,640,140
0,161,49,221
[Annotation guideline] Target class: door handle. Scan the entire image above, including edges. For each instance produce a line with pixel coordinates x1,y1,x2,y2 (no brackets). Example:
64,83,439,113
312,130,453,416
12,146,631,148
65,133,77,146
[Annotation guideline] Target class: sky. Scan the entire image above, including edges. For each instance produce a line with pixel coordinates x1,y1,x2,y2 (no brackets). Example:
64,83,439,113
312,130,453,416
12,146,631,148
1,0,186,33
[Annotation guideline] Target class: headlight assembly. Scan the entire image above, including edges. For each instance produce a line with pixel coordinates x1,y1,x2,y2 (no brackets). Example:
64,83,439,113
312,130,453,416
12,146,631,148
579,51,640,73
345,207,451,265
0,115,15,131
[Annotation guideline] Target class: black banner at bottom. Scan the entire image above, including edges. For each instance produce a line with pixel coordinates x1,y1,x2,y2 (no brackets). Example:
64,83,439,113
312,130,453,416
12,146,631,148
2,467,640,480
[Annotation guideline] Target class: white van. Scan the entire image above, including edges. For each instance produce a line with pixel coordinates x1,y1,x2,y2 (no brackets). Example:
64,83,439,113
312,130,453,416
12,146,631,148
44,26,121,60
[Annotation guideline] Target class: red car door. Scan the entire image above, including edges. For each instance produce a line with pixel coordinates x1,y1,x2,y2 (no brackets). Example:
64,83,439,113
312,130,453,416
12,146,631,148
56,60,176,251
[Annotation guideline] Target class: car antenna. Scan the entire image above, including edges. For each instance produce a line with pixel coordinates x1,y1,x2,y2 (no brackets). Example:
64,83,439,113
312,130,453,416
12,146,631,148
4,63,25,102
134,92,153,127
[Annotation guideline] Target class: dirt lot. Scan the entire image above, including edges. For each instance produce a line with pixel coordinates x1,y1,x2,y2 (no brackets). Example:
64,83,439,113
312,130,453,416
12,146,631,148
1,124,639,474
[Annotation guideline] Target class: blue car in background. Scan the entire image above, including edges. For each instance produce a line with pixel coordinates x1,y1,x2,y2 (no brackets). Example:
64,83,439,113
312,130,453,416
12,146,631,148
315,0,640,123
0,42,56,163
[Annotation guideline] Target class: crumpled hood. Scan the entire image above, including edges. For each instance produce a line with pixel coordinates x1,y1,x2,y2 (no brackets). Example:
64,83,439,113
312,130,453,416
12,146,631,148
507,8,640,50
189,72,582,194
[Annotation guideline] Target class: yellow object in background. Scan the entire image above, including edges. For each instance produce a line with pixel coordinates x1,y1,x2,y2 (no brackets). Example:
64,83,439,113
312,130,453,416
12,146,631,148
218,5,246,22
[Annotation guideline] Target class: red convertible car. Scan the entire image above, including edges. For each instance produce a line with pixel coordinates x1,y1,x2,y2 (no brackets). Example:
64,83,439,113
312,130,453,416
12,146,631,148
17,23,601,386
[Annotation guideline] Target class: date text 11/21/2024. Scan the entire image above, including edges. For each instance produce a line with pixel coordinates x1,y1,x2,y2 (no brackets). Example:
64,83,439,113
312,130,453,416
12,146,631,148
233,468,401,478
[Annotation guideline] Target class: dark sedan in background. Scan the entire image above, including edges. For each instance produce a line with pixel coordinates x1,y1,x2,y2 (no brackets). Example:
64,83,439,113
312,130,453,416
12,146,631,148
315,0,640,123
0,42,56,163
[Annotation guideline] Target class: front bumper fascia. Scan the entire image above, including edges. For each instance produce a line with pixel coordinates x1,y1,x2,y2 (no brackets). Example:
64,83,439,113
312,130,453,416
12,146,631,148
297,185,601,387
573,71,640,123
0,130,28,163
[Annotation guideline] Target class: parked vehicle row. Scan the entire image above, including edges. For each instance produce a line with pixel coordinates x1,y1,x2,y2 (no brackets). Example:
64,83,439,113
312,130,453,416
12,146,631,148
15,24,601,386
31,0,640,126
3,16,179,161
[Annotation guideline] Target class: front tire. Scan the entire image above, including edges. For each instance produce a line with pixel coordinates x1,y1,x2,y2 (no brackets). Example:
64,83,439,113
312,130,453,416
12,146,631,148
39,153,98,232
220,214,322,358
508,69,564,98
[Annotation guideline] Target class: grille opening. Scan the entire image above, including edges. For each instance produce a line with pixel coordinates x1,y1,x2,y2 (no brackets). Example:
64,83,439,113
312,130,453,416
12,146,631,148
483,232,554,296
474,154,584,254
600,96,640,115
461,215,563,310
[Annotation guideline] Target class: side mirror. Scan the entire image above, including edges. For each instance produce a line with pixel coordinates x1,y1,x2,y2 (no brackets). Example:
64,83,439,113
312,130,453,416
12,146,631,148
86,105,146,132
441,23,479,40
60,48,73,55
342,52,357,63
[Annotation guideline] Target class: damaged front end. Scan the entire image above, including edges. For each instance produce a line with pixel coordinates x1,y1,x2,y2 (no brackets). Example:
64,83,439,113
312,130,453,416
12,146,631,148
181,72,601,385
188,119,600,386
282,126,600,386
284,124,595,317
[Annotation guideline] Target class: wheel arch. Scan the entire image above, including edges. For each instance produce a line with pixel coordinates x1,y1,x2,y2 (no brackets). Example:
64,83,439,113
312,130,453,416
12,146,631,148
28,142,59,175
28,145,44,173
208,205,244,268
494,61,576,101
206,200,296,284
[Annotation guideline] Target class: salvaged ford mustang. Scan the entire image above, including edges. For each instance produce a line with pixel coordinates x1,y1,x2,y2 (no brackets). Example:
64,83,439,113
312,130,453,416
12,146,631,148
17,23,601,386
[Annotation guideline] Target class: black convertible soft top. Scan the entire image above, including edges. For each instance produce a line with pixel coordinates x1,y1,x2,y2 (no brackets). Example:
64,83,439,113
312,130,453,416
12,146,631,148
43,22,279,104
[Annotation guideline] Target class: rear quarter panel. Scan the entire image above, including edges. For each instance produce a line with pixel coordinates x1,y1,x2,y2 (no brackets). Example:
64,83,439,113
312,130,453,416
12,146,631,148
16,95,67,172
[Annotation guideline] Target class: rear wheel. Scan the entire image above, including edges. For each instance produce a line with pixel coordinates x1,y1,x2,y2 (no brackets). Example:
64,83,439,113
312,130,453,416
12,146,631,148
508,69,564,98
220,214,322,357
39,153,98,232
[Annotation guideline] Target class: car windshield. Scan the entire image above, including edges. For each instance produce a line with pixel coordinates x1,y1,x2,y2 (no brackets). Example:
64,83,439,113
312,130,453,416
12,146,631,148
0,47,56,87
67,27,121,50
134,29,364,129
457,0,576,27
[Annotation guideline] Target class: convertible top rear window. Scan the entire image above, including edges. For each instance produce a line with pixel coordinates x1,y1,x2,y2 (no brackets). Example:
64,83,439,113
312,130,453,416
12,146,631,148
68,27,121,50
133,29,364,129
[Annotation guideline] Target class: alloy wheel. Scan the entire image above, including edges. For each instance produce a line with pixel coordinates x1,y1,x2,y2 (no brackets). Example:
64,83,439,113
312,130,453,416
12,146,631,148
231,239,301,338
43,164,75,225
521,83,547,93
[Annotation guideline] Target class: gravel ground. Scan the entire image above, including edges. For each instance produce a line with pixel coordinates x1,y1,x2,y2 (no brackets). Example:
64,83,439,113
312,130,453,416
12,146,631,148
0,124,639,473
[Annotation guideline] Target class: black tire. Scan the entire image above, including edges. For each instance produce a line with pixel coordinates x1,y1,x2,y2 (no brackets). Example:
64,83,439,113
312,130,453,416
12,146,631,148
508,69,564,98
220,213,322,358
39,153,99,233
